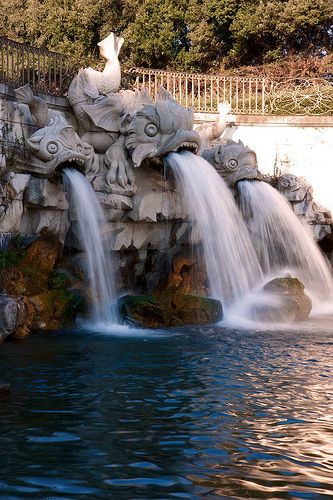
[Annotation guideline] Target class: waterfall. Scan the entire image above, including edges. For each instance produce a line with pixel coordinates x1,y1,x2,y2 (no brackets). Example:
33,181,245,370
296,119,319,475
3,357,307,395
238,180,333,302
63,168,118,324
166,151,263,304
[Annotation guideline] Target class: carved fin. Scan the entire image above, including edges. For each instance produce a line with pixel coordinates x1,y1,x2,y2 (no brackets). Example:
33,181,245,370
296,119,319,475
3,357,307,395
58,126,79,147
27,133,42,151
15,84,50,128
77,69,100,99
14,83,34,105
157,86,175,102
83,94,124,132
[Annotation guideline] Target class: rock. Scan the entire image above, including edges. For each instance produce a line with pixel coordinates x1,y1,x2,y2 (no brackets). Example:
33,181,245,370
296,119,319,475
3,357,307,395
19,208,69,244
118,293,223,328
253,276,312,322
0,200,24,232
1,235,62,296
118,294,182,328
24,177,68,209
169,293,223,325
12,296,35,339
6,173,30,200
28,289,83,331
0,294,18,337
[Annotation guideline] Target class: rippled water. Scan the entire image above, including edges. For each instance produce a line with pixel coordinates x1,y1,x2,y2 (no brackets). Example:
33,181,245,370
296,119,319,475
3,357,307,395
1,321,333,499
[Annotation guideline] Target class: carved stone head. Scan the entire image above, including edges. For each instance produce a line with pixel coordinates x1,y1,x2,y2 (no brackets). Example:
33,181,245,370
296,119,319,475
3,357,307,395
202,139,261,189
122,88,201,167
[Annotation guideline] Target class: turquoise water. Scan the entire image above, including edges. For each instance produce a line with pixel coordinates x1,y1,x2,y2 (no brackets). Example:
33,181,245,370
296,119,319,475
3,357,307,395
1,321,333,499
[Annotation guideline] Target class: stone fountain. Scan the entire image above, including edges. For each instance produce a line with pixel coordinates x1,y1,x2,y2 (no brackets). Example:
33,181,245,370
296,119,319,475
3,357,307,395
0,32,332,339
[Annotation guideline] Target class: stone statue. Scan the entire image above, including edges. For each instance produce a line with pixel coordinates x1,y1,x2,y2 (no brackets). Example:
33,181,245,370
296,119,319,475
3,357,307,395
202,139,261,190
277,173,332,240
195,101,231,151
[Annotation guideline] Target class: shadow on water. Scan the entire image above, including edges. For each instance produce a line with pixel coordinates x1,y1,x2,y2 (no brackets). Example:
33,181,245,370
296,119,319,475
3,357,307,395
1,322,333,499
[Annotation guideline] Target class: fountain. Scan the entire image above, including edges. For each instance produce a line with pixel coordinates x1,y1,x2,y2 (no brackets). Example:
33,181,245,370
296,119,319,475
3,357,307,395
63,168,118,324
1,31,333,336
238,180,333,302
166,151,262,304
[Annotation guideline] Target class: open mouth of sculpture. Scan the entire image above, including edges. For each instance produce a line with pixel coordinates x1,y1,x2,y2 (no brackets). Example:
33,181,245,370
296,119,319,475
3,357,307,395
176,142,199,154
52,153,87,175
234,169,261,187
157,130,201,158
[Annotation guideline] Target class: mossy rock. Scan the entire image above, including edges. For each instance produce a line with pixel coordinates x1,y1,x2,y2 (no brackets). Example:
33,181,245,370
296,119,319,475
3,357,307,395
28,289,83,331
118,295,182,328
253,276,312,322
118,293,223,328
0,235,61,296
169,294,223,324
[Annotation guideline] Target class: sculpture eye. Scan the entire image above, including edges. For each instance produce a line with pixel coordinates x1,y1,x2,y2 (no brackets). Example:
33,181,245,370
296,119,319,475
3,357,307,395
77,144,83,154
228,159,238,169
47,141,59,154
145,123,158,137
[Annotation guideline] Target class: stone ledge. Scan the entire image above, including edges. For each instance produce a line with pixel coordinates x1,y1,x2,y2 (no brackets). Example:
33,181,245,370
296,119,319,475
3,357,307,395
0,83,70,110
194,112,333,127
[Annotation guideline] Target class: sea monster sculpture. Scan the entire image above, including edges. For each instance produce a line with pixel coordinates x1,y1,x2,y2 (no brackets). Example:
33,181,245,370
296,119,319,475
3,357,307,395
15,32,201,186
15,84,100,177
67,32,201,190
202,139,262,191
277,173,332,225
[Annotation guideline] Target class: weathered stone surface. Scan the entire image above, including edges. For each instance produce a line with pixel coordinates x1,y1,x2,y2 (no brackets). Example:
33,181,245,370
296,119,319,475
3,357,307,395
0,294,18,337
27,289,82,331
118,293,222,328
252,276,312,322
19,208,69,244
129,167,187,223
24,177,68,209
0,199,24,232
12,297,35,339
95,192,133,210
1,236,61,296
276,173,332,242
7,173,31,200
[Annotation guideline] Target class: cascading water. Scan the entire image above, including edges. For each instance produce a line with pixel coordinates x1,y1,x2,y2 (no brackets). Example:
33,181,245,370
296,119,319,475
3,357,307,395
63,168,118,324
238,180,333,302
166,151,263,304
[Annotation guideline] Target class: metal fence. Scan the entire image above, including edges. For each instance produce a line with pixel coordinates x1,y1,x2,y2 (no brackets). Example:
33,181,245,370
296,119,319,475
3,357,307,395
129,68,333,116
1,37,333,115
0,36,74,96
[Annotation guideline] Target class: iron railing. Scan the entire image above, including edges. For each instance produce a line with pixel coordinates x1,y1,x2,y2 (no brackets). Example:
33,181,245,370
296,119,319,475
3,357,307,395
129,68,333,116
1,37,333,115
0,36,74,96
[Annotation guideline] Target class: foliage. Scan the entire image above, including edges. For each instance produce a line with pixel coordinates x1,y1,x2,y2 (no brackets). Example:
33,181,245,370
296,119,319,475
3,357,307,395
0,237,26,271
1,0,333,72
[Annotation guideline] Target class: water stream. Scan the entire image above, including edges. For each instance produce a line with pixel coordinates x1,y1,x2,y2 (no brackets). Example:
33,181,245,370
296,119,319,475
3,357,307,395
166,151,263,304
63,168,118,324
238,180,333,302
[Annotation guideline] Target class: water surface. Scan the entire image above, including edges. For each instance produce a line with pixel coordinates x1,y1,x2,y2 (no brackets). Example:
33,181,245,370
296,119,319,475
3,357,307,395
1,321,333,499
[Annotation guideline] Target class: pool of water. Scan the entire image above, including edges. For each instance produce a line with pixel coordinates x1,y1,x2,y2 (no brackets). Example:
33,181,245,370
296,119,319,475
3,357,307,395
1,319,333,499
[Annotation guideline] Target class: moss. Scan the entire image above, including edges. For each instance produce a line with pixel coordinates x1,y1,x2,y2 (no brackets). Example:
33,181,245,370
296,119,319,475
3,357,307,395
0,237,26,271
49,271,71,290
118,293,223,328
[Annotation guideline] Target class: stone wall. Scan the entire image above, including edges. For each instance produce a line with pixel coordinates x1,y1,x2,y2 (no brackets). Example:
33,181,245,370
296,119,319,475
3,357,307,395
196,112,333,213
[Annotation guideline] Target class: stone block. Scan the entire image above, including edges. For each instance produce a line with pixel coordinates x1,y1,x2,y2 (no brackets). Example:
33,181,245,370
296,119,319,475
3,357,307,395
24,177,68,210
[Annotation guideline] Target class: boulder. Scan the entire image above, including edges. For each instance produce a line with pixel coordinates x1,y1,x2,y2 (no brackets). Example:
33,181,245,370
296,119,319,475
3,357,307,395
252,276,312,322
1,235,62,296
27,289,83,331
118,293,223,328
0,294,18,338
